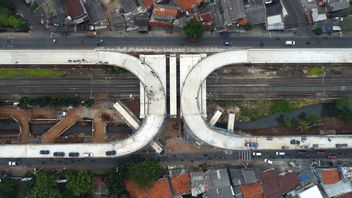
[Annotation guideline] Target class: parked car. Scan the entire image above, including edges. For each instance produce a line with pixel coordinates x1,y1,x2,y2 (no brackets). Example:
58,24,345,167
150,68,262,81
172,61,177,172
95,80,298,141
285,40,295,46
106,150,116,156
264,159,273,164
53,152,65,157
316,150,326,154
8,161,20,166
327,154,337,159
252,152,262,157
276,151,285,156
39,150,50,155
68,152,79,157
83,152,93,157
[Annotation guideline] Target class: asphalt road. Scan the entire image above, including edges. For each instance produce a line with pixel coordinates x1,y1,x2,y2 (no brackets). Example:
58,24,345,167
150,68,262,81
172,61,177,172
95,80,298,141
1,149,351,169
1,36,352,49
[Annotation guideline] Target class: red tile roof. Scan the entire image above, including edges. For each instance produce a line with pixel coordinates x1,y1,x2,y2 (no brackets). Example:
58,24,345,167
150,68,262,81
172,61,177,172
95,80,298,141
240,182,264,198
322,169,341,185
154,5,179,17
125,179,172,198
63,0,85,20
175,0,203,10
171,173,191,195
261,170,300,198
143,0,156,8
199,12,213,25
337,192,352,198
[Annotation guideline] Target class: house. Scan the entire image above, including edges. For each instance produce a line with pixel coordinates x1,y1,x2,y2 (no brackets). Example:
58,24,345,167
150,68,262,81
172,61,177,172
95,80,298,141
125,178,172,198
203,169,234,198
260,170,300,198
120,0,145,31
311,7,327,23
199,12,214,26
221,0,247,26
63,0,88,25
240,182,264,198
138,0,157,9
169,166,191,196
111,10,126,32
326,0,351,12
149,4,179,27
191,171,207,196
244,0,266,25
296,183,324,198
135,12,150,32
84,0,108,30
265,0,284,30
318,168,352,198
241,168,259,184
34,0,67,27
210,2,225,31
175,0,203,11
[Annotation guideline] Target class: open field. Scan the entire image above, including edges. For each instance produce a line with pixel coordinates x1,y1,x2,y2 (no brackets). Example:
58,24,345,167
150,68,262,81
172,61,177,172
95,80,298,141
0,68,65,79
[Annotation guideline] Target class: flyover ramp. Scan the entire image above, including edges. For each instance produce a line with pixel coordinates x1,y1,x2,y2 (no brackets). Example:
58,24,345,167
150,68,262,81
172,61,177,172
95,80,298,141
181,49,352,150
0,50,166,158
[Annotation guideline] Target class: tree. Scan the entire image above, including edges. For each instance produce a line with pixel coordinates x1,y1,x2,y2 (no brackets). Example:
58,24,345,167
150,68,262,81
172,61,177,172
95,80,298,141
84,99,95,108
66,170,94,197
307,115,318,125
0,178,16,198
336,96,352,122
298,120,309,132
244,23,253,31
26,172,61,198
104,164,129,195
282,116,294,128
127,160,163,187
272,100,292,113
184,19,205,41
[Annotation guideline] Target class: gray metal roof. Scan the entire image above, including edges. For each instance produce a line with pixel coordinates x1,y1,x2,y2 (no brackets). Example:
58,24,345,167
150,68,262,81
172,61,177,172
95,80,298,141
244,0,266,24
241,168,258,184
84,0,107,24
204,186,235,198
229,168,244,186
207,169,231,189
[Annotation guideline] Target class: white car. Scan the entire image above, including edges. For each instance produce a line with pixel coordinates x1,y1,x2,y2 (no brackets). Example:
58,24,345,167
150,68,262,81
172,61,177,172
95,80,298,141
276,151,285,156
264,159,273,164
8,161,20,166
252,152,262,157
285,40,295,46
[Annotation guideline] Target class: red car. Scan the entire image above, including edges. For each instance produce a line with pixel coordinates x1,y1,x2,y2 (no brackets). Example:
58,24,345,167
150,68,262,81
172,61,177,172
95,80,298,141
327,155,337,159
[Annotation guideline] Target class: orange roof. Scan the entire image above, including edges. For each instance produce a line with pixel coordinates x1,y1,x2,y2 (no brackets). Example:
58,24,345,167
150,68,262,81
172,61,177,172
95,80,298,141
240,182,264,198
322,169,341,185
143,0,156,8
171,173,191,195
154,5,178,17
175,0,203,10
125,179,172,198
337,192,352,198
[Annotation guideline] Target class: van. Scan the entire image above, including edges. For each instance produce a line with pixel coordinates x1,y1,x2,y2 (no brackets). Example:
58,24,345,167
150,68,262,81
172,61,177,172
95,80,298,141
275,151,285,156
252,152,262,157
264,159,273,164
285,40,295,46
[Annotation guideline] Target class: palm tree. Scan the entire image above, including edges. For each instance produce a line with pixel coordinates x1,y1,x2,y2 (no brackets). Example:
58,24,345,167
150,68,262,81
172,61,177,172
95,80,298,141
298,120,309,132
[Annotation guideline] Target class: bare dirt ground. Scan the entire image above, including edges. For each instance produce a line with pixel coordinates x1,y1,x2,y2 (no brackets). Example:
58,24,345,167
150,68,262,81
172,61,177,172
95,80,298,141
160,119,217,154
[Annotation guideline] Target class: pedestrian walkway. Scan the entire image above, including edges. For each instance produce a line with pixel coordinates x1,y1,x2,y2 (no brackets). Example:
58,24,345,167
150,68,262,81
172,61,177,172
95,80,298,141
239,150,252,161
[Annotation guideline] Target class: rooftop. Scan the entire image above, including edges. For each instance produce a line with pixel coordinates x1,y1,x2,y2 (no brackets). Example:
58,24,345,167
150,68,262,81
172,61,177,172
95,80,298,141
297,184,323,198
191,171,207,196
261,170,300,198
207,169,231,189
244,0,266,24
175,0,203,11
322,169,341,185
171,173,191,195
63,0,86,20
125,178,172,198
240,181,263,198
241,168,258,184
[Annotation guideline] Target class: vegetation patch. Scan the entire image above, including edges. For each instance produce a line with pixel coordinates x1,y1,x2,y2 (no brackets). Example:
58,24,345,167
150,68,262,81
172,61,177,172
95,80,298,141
336,96,352,123
306,66,325,76
0,1,28,31
0,68,65,79
102,66,126,75
127,160,163,187
18,96,95,109
184,19,205,41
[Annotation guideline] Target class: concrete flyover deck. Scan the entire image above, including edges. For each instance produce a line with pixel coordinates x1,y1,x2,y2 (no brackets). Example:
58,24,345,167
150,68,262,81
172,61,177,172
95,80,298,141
0,50,166,158
181,49,352,150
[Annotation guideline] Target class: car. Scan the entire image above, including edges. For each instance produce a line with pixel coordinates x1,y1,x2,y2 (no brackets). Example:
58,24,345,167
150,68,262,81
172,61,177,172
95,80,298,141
224,41,231,46
264,159,273,164
53,152,65,157
327,154,337,159
316,150,326,154
83,152,93,157
266,136,273,140
285,40,295,46
106,150,116,156
276,151,285,156
68,152,79,157
39,150,50,155
297,150,307,155
290,139,300,145
252,152,262,157
8,161,20,166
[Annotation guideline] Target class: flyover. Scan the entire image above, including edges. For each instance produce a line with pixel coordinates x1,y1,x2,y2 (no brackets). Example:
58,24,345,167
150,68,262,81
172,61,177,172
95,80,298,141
181,49,352,150
0,50,166,158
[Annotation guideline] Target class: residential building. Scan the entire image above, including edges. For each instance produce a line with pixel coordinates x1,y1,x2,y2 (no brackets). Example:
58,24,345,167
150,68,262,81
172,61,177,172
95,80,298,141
175,0,203,11
125,178,172,198
240,182,264,198
34,0,67,27
111,10,126,31
149,4,179,27
318,168,352,198
63,0,88,25
84,0,108,30
265,0,284,30
325,0,351,12
244,0,266,25
203,169,234,198
191,171,207,196
296,183,324,198
260,170,300,198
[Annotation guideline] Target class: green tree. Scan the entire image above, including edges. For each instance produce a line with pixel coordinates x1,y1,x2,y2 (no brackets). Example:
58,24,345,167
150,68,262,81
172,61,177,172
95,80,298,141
0,178,16,198
307,115,318,125
66,170,94,197
26,172,61,198
272,100,293,113
336,96,352,122
282,116,294,128
84,99,95,108
312,27,323,35
127,160,163,187
244,23,253,31
184,19,205,41
298,120,309,132
104,164,129,195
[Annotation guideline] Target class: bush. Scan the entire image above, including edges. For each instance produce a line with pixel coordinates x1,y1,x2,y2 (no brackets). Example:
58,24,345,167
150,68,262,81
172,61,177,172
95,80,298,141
307,115,318,125
336,96,352,122
312,27,323,35
307,66,325,76
66,170,94,197
298,120,309,132
272,100,293,113
18,96,83,109
244,23,253,31
282,116,294,128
